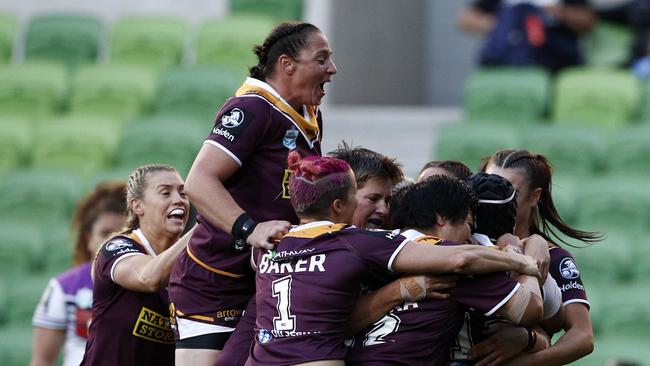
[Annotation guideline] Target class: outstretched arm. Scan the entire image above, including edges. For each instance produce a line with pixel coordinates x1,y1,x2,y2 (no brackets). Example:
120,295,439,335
393,242,539,277
112,226,195,292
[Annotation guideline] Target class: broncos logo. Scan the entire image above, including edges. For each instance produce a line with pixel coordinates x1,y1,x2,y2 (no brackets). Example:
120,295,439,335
559,257,580,279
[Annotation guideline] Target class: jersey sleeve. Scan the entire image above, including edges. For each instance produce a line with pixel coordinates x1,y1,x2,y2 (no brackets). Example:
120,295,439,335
204,97,271,167
549,246,589,309
451,272,520,317
340,229,409,271
32,278,67,329
96,236,147,284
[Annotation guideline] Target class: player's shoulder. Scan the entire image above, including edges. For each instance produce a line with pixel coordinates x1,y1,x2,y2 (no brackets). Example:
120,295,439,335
344,227,403,241
99,235,143,260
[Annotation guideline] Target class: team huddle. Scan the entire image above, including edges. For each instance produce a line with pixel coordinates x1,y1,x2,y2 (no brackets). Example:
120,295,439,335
31,21,598,366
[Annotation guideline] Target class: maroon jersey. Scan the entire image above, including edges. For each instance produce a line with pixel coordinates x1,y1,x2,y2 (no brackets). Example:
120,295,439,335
347,230,519,366
549,246,589,309
249,221,409,365
169,78,322,327
81,232,174,366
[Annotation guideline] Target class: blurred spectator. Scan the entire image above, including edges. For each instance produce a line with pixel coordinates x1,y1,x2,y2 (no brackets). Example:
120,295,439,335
458,0,596,72
30,181,126,366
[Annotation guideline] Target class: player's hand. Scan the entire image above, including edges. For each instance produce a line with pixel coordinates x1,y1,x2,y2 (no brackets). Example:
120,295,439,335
522,234,550,284
247,220,291,250
472,326,527,366
511,252,540,279
496,233,523,252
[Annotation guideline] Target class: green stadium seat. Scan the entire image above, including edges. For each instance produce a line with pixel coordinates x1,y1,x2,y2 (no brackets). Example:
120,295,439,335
114,116,205,175
6,274,53,327
0,222,46,275
0,12,17,63
110,16,188,70
586,21,633,67
606,126,650,176
31,115,120,178
551,175,579,226
229,0,303,21
434,123,520,171
0,169,81,227
0,116,31,175
571,334,650,366
520,125,605,177
552,67,640,128
571,230,634,285
155,66,241,121
69,63,158,121
24,14,102,68
574,177,650,234
0,62,67,120
0,323,33,366
195,15,275,73
464,67,549,124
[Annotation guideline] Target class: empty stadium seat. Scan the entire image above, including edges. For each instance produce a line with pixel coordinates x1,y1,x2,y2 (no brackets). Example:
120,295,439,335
464,67,549,124
0,323,34,366
114,116,205,175
550,175,578,225
155,66,241,121
606,126,650,176
0,169,81,226
230,0,303,20
574,177,650,234
552,67,640,128
195,15,275,72
69,63,158,121
31,115,120,178
0,12,17,63
0,222,46,275
434,123,520,171
0,62,67,120
520,125,605,177
0,116,31,175
24,14,102,68
110,16,188,70
571,230,634,285
586,21,633,66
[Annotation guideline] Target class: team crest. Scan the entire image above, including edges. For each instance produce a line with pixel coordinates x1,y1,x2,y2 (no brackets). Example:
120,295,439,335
221,108,245,128
559,258,580,279
283,127,299,150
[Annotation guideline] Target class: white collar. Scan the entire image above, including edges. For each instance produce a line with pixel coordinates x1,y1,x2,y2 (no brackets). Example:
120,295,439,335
400,229,426,241
133,228,158,257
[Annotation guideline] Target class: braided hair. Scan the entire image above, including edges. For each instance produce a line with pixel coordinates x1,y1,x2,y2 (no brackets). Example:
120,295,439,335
466,173,517,241
249,22,320,80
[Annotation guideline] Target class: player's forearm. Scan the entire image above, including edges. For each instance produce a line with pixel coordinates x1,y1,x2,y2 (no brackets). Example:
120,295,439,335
345,281,402,337
137,226,195,291
454,246,534,276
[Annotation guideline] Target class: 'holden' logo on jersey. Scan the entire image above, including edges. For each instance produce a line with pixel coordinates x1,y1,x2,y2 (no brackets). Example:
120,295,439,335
221,108,245,128
257,329,273,344
283,127,299,150
106,239,132,251
559,258,580,279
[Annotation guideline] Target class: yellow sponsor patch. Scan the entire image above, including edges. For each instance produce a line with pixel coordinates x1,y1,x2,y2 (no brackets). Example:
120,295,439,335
281,169,292,199
132,307,175,344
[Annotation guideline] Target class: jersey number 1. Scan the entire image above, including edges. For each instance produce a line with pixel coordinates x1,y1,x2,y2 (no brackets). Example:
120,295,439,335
272,275,296,332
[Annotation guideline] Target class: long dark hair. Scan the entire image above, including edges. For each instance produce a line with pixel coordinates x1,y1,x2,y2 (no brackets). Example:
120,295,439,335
480,149,603,246
249,21,320,81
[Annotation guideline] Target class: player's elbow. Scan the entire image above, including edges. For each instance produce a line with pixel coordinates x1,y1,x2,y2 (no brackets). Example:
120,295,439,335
138,272,166,293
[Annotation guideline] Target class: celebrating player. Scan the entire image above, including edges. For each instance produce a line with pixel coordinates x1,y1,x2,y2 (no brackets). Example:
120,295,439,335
81,164,193,366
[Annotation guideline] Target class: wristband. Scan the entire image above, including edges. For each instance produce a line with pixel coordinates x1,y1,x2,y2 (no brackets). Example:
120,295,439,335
524,327,537,352
232,213,258,251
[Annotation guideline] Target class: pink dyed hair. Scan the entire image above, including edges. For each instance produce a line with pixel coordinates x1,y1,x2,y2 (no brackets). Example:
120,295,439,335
288,151,353,215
